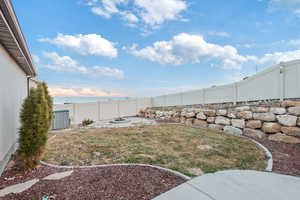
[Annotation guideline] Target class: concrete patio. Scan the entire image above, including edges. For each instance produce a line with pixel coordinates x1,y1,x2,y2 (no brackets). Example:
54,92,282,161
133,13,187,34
153,170,300,200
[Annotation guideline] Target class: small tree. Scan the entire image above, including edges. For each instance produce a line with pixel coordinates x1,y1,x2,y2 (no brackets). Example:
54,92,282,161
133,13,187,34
18,83,49,169
41,82,53,129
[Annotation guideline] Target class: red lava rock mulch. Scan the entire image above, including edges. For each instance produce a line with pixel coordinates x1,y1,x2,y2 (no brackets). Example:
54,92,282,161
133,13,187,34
256,139,300,177
0,166,186,200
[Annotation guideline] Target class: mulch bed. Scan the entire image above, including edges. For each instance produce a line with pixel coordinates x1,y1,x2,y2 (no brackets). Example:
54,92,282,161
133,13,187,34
256,139,300,177
0,165,186,200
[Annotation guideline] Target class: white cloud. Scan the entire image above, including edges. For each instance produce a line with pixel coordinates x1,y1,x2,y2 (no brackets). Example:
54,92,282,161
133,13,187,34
49,86,124,97
125,33,249,70
86,0,188,29
43,52,124,79
39,34,118,58
255,49,300,65
288,39,300,46
208,31,230,38
268,0,300,16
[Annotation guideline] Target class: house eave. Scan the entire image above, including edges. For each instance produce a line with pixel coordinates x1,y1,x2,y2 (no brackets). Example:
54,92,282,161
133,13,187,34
0,0,36,77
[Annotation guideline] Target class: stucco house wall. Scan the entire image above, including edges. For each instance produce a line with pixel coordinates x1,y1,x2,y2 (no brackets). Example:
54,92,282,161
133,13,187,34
0,0,36,175
0,43,28,172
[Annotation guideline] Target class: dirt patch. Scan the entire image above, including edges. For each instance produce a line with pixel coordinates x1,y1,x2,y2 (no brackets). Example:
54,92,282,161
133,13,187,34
43,124,266,176
0,165,185,200
256,139,300,176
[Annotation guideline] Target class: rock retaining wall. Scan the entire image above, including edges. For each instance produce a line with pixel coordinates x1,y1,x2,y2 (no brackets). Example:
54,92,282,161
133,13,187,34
139,100,300,143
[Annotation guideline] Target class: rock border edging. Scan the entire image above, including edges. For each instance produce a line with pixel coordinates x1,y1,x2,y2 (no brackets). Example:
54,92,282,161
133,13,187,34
40,161,191,181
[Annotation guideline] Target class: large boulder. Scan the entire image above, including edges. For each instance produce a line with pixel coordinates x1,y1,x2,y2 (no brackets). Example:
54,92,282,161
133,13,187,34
208,124,224,131
246,120,262,129
276,115,297,127
243,128,266,139
268,135,300,144
251,107,269,113
224,126,243,135
270,107,286,115
236,111,253,119
262,123,281,133
227,111,237,119
194,119,208,127
184,112,196,118
235,106,250,112
215,116,231,125
216,109,227,116
281,100,300,107
196,112,207,120
185,118,194,126
207,117,215,123
253,113,276,122
281,127,300,138
202,109,216,117
231,119,245,128
288,107,300,116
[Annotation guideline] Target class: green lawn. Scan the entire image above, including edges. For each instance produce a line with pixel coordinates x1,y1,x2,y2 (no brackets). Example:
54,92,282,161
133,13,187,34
43,124,266,177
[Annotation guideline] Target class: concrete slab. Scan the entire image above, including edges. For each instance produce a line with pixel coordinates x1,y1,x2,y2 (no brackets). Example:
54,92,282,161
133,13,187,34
153,182,213,200
43,170,73,180
153,170,300,200
0,179,39,197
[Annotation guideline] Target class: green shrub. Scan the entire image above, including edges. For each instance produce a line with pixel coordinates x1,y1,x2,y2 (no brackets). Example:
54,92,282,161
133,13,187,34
82,119,94,126
41,82,53,129
18,82,52,169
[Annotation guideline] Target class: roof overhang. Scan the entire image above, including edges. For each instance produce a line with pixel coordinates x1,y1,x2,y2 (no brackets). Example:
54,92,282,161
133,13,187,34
0,0,36,77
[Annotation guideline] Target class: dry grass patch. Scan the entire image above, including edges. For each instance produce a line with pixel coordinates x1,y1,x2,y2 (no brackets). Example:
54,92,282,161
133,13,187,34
43,124,266,176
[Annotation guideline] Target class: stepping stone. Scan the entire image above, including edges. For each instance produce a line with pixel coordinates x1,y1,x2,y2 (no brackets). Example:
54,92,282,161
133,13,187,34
0,179,39,197
43,170,73,180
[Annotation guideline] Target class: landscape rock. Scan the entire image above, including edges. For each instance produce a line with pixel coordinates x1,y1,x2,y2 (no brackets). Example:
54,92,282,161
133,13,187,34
281,100,300,107
262,123,281,133
288,107,300,116
185,118,194,126
184,112,196,118
208,124,224,131
246,120,262,129
276,115,297,127
251,107,269,113
235,106,250,112
231,119,245,128
253,113,276,122
180,117,186,124
227,111,237,118
216,109,227,116
236,111,253,119
207,117,215,123
270,107,286,115
187,168,204,176
196,112,207,120
194,119,208,127
224,126,243,135
298,117,300,126
215,116,231,125
197,145,212,150
268,135,300,144
202,109,216,117
243,128,266,139
281,127,300,138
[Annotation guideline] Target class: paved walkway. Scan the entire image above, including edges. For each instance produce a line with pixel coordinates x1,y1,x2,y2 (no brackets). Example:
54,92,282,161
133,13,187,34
153,170,300,200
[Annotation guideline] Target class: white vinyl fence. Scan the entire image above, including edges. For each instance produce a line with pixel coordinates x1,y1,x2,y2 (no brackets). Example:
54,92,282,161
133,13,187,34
54,60,300,124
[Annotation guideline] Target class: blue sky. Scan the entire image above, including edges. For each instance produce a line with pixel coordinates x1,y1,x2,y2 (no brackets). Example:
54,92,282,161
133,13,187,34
13,0,300,97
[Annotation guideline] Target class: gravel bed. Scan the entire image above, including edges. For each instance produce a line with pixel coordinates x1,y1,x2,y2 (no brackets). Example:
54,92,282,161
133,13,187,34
0,165,185,200
256,139,300,176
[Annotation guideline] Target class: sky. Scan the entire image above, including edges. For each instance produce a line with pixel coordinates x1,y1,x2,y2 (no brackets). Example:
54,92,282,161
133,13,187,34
13,0,300,97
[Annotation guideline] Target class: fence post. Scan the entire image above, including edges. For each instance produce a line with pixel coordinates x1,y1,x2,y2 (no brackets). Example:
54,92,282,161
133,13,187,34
279,63,286,101
97,101,101,121
234,83,238,105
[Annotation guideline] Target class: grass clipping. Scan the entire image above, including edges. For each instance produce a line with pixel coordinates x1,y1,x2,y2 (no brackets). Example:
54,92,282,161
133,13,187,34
44,124,266,177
